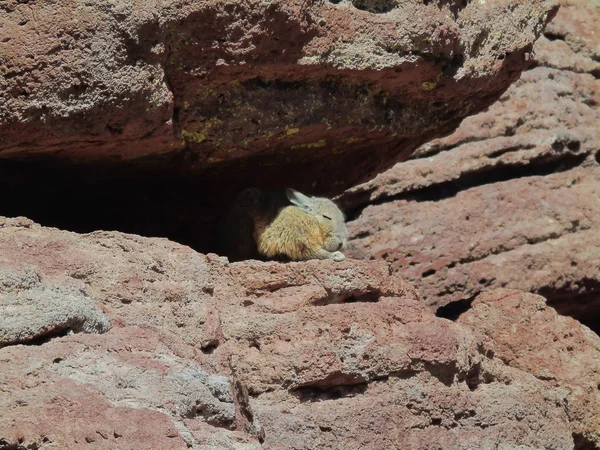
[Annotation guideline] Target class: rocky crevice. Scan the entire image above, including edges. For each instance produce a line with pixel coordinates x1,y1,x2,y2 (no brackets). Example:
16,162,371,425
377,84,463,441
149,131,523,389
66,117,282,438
0,0,558,257
343,145,589,221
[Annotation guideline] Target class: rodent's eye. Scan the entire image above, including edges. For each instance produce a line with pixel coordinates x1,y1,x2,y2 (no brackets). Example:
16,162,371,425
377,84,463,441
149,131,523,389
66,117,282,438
322,214,332,220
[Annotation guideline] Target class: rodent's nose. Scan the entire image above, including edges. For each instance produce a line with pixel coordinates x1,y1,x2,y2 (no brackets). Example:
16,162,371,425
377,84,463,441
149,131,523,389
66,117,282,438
337,242,343,251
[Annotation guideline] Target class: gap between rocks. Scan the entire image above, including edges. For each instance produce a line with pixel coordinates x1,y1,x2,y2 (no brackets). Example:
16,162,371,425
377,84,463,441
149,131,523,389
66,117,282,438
344,150,587,222
313,289,382,306
16,326,74,347
435,294,477,321
0,440,39,450
0,156,223,255
572,432,597,450
436,286,600,336
540,282,600,334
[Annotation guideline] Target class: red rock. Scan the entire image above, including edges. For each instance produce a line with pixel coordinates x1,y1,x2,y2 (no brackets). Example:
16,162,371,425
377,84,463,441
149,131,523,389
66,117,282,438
0,265,110,346
346,167,600,309
2,2,600,448
1,218,600,448
458,289,600,447
342,0,600,329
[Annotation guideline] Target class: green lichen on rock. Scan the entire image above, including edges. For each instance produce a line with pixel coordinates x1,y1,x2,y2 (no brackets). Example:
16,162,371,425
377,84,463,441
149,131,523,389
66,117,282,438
181,129,207,144
421,81,438,91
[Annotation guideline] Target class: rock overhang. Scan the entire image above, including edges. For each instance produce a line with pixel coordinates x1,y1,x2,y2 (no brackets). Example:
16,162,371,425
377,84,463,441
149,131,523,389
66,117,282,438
0,0,559,250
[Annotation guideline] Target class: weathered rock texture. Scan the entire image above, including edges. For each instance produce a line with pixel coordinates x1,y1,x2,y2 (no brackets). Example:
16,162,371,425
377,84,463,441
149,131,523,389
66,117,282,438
0,0,557,252
1,216,600,449
342,0,600,330
0,266,111,346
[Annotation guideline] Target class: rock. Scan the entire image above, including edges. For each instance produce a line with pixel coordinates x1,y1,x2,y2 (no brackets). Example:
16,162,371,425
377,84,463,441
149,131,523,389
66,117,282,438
342,0,600,330
0,0,558,251
457,289,600,448
1,217,600,448
0,267,111,347
0,328,243,450
345,167,600,310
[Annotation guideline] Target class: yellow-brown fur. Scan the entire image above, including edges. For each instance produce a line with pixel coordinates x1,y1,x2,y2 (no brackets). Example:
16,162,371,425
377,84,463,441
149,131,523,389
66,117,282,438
219,188,348,262
256,205,327,260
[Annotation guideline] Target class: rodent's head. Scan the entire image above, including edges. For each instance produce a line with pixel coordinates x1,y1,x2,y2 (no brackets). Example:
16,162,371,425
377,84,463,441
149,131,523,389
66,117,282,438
286,188,349,252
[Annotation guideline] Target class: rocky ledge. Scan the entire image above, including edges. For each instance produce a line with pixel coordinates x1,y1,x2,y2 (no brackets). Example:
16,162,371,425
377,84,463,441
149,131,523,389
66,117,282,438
1,216,599,449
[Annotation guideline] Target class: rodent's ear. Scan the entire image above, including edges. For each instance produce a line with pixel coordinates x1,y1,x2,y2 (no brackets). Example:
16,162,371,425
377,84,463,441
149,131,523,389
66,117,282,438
286,188,315,213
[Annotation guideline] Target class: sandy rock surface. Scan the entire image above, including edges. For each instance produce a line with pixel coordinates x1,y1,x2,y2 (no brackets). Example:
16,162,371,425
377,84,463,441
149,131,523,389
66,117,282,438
1,217,599,449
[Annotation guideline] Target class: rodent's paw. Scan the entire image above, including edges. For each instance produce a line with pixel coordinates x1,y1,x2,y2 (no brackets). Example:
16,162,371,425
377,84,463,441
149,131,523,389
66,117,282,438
332,251,346,262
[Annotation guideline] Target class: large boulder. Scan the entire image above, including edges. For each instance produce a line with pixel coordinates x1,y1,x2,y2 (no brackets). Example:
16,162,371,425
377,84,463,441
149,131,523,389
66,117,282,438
0,0,557,251
1,217,599,449
343,0,600,330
